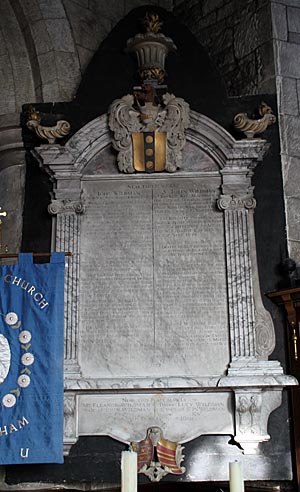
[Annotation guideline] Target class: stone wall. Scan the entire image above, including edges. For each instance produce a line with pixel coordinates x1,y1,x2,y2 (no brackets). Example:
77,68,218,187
64,0,173,76
0,0,173,115
173,0,276,96
272,0,300,262
0,0,173,255
0,0,278,115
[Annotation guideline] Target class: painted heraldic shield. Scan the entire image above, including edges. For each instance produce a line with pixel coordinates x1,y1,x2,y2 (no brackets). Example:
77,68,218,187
0,253,65,464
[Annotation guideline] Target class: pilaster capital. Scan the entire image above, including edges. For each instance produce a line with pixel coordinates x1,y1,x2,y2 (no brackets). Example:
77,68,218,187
48,199,84,216
217,194,256,211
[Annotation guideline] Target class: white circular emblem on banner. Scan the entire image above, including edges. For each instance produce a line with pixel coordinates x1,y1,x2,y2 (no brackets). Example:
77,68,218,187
2,393,16,408
5,312,18,325
0,313,35,409
21,353,34,366
18,374,31,388
18,331,32,344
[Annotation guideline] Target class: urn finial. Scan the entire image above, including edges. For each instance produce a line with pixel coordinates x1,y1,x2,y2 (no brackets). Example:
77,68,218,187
126,13,176,85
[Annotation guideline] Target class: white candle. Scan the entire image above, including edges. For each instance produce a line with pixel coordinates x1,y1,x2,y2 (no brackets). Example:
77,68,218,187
121,450,137,492
229,461,244,492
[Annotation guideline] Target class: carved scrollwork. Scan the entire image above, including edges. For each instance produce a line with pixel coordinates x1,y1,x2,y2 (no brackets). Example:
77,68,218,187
160,93,190,172
255,310,276,358
108,92,189,173
108,95,143,174
234,102,276,139
217,194,256,211
27,107,71,144
139,462,171,482
48,200,84,216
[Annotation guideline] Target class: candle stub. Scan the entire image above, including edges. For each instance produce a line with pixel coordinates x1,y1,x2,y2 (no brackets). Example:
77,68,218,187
121,450,138,492
229,461,244,492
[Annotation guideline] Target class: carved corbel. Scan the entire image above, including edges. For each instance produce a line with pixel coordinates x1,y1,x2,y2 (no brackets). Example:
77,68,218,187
233,389,282,454
64,393,78,454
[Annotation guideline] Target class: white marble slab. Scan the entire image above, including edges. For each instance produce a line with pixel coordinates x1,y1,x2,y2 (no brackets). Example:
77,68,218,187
78,392,234,443
79,177,230,381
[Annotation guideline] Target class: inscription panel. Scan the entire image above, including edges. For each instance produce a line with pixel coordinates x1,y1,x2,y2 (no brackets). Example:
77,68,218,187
79,178,229,378
78,392,234,442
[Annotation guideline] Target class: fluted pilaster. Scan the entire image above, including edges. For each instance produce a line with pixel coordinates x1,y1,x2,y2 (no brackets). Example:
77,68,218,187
218,195,256,358
49,199,84,375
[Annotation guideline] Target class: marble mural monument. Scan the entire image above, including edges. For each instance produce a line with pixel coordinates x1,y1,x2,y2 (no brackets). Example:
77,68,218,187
32,14,296,482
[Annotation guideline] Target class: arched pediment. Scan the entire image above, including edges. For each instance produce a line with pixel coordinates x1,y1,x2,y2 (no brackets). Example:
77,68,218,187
35,110,269,177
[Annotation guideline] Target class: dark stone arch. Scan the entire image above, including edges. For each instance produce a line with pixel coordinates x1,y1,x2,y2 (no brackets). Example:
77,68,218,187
75,4,228,125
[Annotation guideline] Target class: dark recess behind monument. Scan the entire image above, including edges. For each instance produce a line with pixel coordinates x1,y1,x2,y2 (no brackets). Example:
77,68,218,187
18,4,292,487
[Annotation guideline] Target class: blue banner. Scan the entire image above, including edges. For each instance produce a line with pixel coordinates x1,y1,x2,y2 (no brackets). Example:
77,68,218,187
0,253,65,464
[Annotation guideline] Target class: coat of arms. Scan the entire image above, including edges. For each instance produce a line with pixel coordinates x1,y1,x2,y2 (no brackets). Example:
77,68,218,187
108,13,190,174
130,426,185,482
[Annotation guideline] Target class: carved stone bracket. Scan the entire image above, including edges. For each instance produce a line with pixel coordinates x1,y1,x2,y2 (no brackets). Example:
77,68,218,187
233,389,282,454
64,393,77,454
